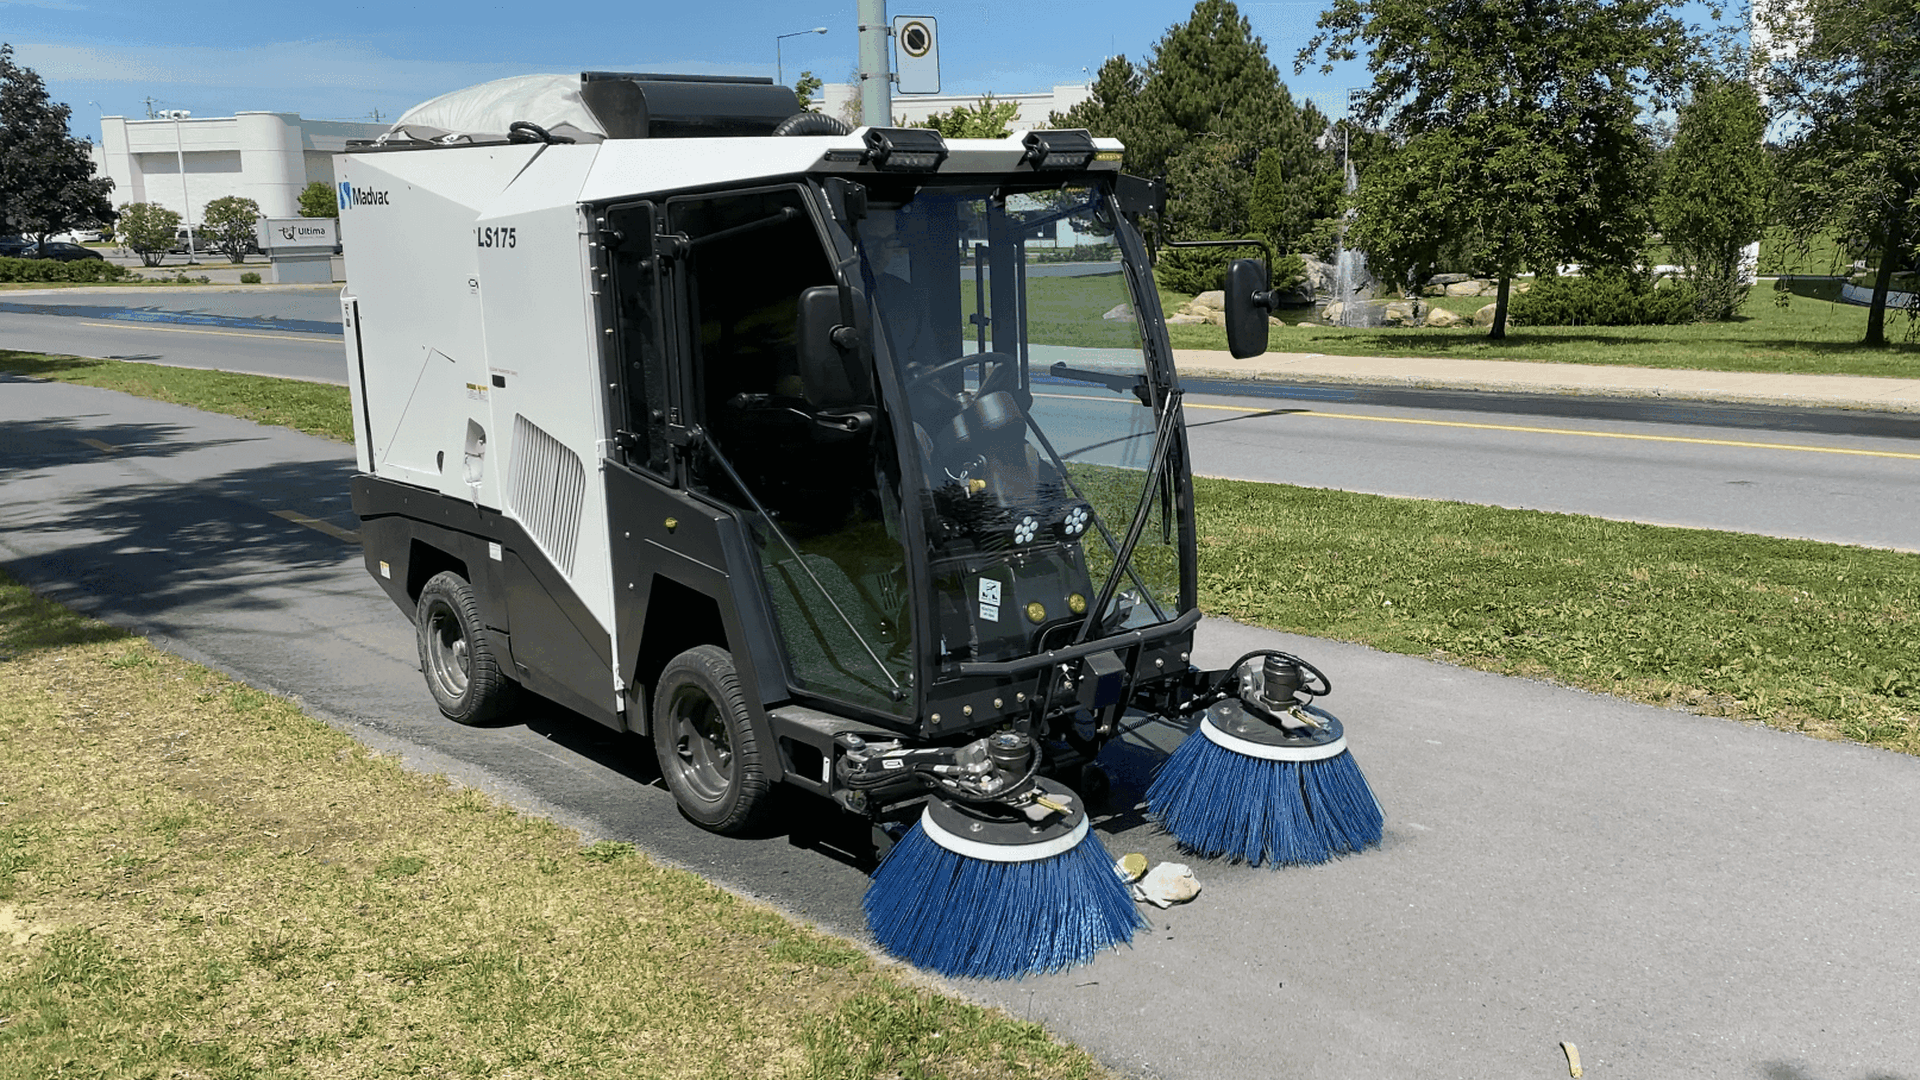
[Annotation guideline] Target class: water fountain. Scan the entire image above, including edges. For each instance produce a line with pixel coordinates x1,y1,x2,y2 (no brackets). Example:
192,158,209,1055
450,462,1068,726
1327,147,1388,327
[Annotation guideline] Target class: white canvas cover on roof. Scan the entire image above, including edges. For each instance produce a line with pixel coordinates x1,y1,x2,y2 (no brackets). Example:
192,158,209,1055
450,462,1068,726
383,74,606,144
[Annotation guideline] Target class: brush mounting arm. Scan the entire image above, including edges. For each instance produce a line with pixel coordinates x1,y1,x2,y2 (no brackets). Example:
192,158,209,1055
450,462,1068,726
834,731,1040,804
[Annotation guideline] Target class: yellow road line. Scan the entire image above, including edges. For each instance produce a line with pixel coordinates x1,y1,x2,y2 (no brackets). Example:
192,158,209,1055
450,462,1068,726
76,319,335,344
78,437,119,454
271,509,361,544
1178,400,1920,461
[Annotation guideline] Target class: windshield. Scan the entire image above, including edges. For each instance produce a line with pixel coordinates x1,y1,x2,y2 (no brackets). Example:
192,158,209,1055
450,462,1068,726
855,182,1185,667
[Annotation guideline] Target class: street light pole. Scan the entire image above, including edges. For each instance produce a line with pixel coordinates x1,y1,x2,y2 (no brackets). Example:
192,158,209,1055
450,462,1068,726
164,110,198,264
776,27,828,87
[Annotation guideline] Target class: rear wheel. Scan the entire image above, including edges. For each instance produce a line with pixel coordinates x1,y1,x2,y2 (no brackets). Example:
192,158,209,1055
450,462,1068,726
415,571,517,725
652,645,769,834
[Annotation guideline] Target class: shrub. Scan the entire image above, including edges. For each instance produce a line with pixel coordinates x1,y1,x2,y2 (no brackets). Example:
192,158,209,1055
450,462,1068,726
240,271,262,284
115,202,181,267
1157,243,1306,296
1507,269,1698,326
0,256,129,283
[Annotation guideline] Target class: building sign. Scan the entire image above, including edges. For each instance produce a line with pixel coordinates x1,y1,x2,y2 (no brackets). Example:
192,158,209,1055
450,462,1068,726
255,217,337,253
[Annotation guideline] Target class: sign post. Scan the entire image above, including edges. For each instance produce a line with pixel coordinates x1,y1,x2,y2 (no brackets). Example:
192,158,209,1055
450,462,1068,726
254,217,338,284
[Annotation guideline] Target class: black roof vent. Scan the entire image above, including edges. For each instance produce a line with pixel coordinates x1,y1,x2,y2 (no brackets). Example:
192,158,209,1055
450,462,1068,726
579,72,801,139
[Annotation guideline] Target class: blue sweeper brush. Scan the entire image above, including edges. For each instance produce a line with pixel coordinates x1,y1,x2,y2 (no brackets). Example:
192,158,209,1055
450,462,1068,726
1147,650,1382,866
865,776,1147,980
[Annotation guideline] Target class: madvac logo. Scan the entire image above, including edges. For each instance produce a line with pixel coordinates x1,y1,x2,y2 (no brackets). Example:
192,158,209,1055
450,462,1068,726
338,182,391,209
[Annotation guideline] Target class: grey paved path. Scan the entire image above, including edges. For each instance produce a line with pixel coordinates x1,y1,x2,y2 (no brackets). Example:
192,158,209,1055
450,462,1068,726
3,379,1918,1080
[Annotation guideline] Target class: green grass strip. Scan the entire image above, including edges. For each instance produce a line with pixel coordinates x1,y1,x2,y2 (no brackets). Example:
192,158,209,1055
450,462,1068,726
6,350,1914,755
1195,478,1920,754
0,350,353,442
0,570,1110,1079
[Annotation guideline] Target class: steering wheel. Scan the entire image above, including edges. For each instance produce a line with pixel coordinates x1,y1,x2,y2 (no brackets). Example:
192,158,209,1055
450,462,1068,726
909,351,1015,389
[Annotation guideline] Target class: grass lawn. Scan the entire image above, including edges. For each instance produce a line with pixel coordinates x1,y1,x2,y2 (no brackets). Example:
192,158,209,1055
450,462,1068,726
0,351,352,441
3,350,1911,757
0,573,1110,1079
1163,275,1920,379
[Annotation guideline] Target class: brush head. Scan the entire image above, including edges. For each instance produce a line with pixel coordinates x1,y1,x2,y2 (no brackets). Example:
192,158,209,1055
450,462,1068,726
1201,698,1348,761
864,779,1147,979
919,779,1087,862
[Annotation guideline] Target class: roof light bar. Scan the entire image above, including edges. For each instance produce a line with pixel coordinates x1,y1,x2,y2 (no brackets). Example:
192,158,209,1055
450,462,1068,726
1021,129,1097,171
863,127,948,172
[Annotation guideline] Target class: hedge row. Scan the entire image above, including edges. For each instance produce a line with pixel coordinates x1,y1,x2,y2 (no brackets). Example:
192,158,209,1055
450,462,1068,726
1507,270,1699,326
0,256,131,283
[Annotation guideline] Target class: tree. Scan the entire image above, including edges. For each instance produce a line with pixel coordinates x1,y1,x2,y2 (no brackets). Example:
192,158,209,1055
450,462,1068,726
115,202,179,267
793,71,823,112
201,195,261,263
1760,0,1920,345
298,180,338,218
911,95,1020,138
0,43,115,242
1303,0,1696,337
1656,78,1771,320
1050,2,1341,287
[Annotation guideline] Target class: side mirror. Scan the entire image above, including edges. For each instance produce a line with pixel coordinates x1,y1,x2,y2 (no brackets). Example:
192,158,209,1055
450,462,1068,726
797,285,873,408
1225,258,1273,360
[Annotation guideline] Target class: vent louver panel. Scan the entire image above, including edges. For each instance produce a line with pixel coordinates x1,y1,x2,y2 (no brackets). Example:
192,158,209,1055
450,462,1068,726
508,414,586,577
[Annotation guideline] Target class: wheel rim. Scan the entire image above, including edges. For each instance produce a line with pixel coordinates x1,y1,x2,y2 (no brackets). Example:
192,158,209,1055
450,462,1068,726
667,686,733,803
423,599,470,701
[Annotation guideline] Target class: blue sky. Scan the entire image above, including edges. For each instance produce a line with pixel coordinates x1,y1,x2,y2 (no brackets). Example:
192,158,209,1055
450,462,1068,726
7,0,1380,134
8,0,1734,137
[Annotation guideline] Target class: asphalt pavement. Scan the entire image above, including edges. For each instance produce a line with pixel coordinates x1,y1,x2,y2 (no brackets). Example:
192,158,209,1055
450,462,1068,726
4,373,1918,1079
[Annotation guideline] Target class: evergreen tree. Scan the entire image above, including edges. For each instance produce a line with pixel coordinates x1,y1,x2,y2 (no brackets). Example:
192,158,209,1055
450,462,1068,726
1051,3,1340,290
0,44,115,241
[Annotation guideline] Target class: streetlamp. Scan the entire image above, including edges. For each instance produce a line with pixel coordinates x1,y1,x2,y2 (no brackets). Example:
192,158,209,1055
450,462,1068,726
776,27,828,87
160,109,197,264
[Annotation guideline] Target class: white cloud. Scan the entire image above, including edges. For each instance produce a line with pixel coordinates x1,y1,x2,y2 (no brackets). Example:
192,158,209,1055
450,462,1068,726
15,38,768,106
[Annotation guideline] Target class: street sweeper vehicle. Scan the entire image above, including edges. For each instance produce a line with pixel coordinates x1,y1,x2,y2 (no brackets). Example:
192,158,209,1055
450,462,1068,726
340,71,1382,979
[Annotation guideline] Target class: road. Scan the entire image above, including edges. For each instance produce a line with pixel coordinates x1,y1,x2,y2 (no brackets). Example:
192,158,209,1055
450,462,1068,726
4,374,1917,1079
9,294,1919,552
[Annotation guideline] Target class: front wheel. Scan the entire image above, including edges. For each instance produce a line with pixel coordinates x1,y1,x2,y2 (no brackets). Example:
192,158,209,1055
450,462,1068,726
652,646,770,835
415,571,518,725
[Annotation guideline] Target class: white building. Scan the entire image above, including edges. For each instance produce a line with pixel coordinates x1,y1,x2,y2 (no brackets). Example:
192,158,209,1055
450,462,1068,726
93,113,390,223
817,83,1093,130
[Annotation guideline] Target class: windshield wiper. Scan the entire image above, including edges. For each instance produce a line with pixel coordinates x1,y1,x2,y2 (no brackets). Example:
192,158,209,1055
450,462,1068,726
1048,362,1152,406
1073,388,1183,645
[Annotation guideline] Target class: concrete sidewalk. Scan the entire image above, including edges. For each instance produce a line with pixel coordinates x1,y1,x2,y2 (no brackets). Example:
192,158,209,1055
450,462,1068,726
1175,348,1920,413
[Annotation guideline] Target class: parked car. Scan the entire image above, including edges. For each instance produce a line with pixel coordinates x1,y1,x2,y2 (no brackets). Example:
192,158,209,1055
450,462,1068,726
0,235,33,258
26,242,106,262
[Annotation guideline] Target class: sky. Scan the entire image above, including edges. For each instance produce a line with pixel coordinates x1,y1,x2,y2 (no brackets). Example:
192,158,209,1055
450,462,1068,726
7,0,1737,138
5,0,1386,135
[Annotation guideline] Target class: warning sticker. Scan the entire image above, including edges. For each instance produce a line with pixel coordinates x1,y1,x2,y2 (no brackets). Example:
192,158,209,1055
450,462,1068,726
978,578,1002,623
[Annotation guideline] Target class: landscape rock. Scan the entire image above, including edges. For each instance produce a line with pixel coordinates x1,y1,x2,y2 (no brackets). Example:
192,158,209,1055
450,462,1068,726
1446,280,1487,297
1473,302,1499,328
1424,305,1465,328
1102,303,1133,321
1190,290,1226,311
1204,309,1227,327
1383,299,1426,327
1423,284,1449,297
1165,313,1208,325
1321,301,1344,323
1427,272,1472,285
1301,255,1337,296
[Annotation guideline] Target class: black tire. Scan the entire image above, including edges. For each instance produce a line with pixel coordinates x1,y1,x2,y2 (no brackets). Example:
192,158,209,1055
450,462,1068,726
652,645,770,835
415,571,518,725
